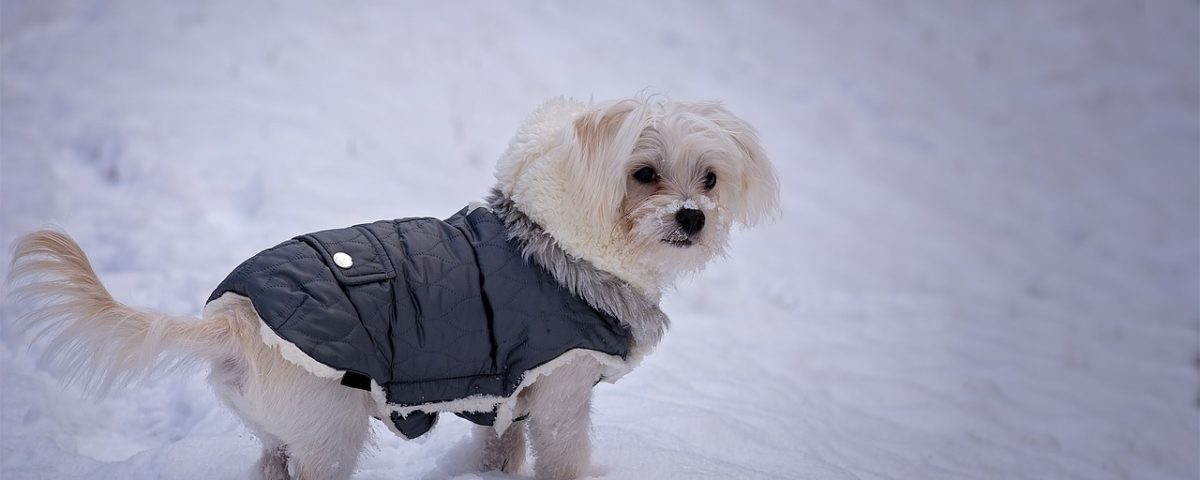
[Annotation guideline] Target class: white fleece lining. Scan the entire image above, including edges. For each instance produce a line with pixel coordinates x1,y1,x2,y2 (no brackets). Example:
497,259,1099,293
238,296,633,437
258,323,344,380
369,347,632,435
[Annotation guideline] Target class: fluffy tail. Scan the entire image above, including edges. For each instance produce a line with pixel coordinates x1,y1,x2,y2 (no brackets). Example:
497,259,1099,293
6,229,231,394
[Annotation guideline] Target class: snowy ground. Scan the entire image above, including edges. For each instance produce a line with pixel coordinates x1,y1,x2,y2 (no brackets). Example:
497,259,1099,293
1,1,1198,479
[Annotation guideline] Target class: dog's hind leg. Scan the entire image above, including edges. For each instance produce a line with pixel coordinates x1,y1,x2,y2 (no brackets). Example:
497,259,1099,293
218,355,373,479
283,401,371,480
208,355,293,480
211,380,290,480
254,438,289,480
228,356,374,479
204,298,374,480
478,421,527,473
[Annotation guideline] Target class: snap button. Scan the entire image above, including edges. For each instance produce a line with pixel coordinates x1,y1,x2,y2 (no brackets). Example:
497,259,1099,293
332,252,353,269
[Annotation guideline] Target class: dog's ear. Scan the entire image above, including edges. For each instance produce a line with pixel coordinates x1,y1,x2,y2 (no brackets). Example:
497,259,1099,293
574,102,635,159
566,99,645,232
683,102,780,227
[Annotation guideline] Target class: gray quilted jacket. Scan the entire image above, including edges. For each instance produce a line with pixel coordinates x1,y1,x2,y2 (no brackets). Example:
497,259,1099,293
207,206,632,438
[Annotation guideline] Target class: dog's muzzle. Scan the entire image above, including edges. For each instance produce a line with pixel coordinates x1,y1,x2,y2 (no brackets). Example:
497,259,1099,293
675,208,705,235
661,208,705,247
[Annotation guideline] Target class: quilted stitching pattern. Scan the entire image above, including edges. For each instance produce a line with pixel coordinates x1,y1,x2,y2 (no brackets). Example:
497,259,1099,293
207,207,631,438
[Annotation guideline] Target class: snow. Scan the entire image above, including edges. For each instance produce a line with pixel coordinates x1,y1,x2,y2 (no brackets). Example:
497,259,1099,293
1,1,1197,479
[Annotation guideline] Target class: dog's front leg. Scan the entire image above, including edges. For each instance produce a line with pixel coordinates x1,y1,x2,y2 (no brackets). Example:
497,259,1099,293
526,357,602,480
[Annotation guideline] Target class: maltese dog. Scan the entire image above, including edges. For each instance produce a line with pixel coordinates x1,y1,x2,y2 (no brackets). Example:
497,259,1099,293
8,96,779,479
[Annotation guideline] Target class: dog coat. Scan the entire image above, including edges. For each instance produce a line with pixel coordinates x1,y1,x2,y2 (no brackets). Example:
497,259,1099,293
206,206,632,438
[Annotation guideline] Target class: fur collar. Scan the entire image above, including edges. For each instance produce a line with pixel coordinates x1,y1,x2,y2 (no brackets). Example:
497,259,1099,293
486,189,668,362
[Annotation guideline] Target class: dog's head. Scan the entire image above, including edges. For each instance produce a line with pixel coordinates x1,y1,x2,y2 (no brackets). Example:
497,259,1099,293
495,97,779,294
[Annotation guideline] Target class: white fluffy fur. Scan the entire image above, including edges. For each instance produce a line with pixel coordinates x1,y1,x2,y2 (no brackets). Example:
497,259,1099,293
495,96,778,297
5,96,779,480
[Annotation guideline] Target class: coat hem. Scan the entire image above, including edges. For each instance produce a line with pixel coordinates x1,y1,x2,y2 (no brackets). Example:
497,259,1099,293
212,292,633,438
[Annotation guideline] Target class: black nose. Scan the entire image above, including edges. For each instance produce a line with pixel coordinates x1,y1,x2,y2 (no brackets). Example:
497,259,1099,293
675,208,705,235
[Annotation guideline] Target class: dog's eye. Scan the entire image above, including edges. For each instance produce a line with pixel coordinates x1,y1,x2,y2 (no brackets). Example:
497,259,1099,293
703,171,717,190
633,166,658,184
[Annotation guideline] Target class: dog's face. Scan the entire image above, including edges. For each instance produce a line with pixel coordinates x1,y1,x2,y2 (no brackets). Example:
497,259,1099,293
496,97,779,290
567,99,779,276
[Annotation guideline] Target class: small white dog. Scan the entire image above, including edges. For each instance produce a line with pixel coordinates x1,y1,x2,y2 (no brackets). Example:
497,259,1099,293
7,96,779,480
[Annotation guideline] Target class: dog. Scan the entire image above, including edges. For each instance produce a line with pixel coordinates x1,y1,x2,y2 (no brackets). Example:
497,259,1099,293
6,96,779,480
